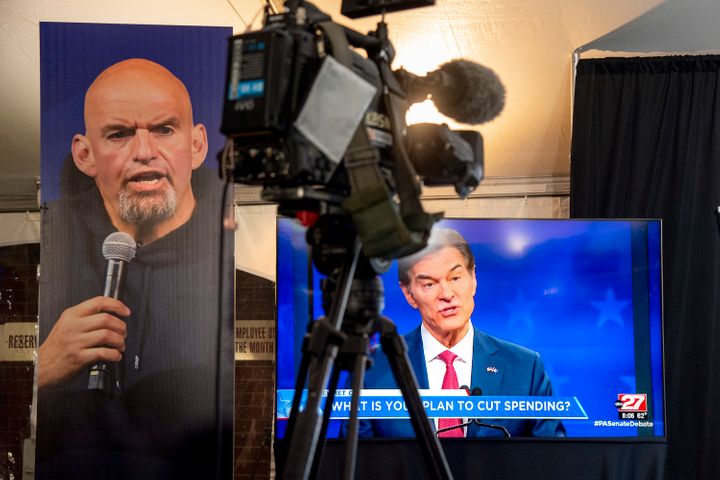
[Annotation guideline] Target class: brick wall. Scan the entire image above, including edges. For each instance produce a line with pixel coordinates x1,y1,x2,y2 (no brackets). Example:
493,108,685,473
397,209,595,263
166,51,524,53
234,270,276,480
0,243,39,478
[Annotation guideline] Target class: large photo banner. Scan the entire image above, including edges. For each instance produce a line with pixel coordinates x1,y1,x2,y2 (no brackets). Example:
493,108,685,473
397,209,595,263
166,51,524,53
37,23,234,479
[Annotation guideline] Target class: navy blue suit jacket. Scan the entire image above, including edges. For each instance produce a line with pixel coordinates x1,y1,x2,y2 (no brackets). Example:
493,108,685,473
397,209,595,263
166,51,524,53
356,325,566,438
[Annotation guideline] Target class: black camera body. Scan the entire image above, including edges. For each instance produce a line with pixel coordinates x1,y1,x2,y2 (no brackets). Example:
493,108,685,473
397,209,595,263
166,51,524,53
221,15,332,187
220,1,498,259
221,7,399,196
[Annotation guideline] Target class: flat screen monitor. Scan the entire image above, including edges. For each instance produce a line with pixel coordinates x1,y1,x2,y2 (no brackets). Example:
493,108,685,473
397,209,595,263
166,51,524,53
275,217,665,439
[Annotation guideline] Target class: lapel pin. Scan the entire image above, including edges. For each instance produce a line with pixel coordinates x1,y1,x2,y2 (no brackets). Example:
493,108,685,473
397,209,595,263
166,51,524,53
486,366,498,374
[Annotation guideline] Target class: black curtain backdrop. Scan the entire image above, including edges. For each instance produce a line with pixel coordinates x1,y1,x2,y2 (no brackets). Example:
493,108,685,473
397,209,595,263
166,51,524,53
571,55,720,480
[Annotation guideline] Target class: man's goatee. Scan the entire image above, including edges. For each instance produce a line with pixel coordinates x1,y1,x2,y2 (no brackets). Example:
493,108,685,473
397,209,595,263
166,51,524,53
118,187,177,227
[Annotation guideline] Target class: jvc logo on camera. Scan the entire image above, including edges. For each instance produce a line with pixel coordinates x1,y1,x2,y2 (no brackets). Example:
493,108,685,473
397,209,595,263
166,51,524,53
233,99,256,112
615,393,648,420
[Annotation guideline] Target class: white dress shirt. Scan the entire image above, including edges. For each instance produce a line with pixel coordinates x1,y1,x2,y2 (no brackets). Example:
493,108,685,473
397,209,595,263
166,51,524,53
420,323,474,433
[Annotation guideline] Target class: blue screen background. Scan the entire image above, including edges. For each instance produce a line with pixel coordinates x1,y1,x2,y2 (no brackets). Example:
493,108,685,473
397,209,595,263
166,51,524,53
277,218,665,438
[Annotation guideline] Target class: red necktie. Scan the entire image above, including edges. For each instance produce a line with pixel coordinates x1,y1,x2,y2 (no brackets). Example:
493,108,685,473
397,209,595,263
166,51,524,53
437,350,464,437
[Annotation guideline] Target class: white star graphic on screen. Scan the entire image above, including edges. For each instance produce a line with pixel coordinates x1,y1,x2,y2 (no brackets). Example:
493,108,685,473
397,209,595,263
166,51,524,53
506,290,537,329
591,288,630,328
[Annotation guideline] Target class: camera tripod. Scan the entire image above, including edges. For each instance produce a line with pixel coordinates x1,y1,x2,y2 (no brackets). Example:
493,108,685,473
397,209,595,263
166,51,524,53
276,216,453,480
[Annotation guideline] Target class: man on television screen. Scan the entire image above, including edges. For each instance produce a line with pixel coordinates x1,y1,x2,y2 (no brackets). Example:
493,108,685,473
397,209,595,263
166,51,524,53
36,58,233,479
357,227,566,438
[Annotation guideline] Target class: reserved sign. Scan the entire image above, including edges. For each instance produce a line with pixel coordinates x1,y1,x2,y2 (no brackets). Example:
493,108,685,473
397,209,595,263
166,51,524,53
0,322,37,362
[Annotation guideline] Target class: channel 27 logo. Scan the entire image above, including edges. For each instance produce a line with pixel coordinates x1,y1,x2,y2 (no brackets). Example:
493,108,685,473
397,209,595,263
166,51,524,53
615,393,648,420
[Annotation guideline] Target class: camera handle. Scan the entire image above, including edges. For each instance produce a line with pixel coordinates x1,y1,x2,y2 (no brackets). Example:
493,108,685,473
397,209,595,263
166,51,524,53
277,235,453,480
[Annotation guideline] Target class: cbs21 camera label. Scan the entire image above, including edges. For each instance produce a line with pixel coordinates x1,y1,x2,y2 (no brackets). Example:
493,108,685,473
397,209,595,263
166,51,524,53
615,393,649,420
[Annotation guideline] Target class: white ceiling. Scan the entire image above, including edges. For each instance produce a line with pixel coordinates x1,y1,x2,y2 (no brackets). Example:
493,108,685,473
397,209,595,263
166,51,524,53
2,0,718,206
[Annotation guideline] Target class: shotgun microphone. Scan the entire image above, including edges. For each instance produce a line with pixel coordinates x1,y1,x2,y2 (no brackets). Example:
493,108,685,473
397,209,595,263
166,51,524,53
405,59,506,125
88,231,136,396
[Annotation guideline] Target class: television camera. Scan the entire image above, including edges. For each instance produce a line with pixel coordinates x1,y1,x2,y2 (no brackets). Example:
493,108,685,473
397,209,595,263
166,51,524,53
219,0,504,261
219,1,504,478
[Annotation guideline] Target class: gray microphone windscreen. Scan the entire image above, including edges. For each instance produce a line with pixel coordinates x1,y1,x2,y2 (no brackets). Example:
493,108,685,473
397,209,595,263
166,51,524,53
102,232,137,263
434,59,505,125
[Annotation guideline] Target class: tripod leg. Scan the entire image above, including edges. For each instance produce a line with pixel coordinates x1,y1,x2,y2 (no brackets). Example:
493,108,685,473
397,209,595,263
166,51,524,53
377,317,454,480
281,319,345,480
278,315,337,478
342,342,368,480
309,326,369,480
281,240,362,480
278,333,314,477
308,364,342,479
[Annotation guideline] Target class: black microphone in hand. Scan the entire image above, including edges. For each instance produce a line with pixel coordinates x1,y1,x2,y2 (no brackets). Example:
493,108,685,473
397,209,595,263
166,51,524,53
88,232,136,396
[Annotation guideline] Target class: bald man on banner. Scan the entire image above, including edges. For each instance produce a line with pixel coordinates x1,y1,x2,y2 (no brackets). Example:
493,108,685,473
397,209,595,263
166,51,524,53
37,59,233,480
